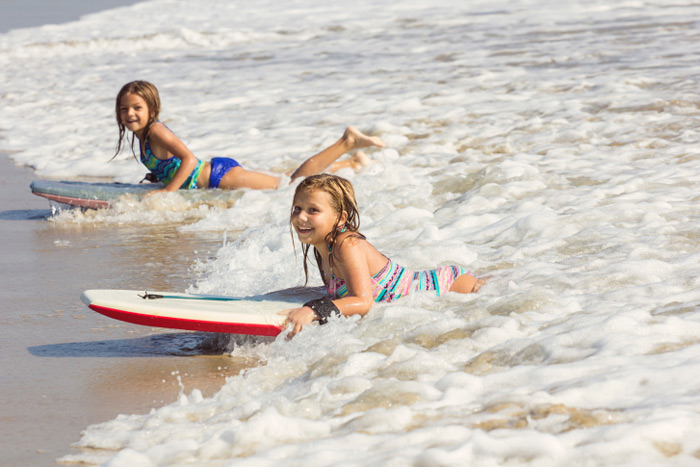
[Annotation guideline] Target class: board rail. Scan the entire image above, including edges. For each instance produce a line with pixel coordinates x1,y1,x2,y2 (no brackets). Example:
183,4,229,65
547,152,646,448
88,303,284,336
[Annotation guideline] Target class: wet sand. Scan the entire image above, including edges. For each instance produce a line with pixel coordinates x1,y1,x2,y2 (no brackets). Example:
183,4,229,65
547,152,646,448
0,153,258,466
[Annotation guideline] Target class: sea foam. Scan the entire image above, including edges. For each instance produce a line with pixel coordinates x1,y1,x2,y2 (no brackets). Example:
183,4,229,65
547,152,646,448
3,0,700,465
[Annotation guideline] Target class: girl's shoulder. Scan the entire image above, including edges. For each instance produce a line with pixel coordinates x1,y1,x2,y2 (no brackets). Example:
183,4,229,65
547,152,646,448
332,232,387,273
335,232,366,249
333,232,379,259
148,121,171,139
146,122,178,149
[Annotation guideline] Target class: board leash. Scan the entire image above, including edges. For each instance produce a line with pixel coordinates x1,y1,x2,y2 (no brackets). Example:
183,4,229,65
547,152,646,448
138,291,243,302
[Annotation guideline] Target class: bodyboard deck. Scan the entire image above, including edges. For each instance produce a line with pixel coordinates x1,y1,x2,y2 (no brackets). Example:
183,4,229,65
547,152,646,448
30,180,244,210
31,180,161,209
82,289,301,336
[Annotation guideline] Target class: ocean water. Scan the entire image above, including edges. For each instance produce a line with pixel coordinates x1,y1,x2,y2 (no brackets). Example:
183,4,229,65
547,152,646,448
2,0,700,465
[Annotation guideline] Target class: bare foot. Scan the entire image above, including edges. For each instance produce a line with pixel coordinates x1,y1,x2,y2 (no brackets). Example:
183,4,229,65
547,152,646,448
343,126,385,151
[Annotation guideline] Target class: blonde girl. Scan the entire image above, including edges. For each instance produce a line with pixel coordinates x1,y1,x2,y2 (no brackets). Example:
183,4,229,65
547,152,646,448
115,81,384,195
282,174,483,335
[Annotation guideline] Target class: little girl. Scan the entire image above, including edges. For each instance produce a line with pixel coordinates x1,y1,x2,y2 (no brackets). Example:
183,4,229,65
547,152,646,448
281,174,483,335
114,81,384,194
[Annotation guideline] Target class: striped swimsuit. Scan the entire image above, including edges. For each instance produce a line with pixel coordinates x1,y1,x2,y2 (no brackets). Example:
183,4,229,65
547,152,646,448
140,136,204,189
327,257,468,303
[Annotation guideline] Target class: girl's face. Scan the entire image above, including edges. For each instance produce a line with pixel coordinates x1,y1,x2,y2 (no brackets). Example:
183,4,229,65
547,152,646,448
118,93,152,138
291,189,346,249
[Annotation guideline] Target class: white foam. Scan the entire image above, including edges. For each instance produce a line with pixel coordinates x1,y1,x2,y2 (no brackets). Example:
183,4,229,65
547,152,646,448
6,0,700,465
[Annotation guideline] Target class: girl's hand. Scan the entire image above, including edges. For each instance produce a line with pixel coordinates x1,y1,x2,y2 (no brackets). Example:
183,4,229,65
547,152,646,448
279,306,316,337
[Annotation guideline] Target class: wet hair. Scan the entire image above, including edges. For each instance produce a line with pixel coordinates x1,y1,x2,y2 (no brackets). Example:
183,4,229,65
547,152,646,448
291,174,361,286
112,80,161,160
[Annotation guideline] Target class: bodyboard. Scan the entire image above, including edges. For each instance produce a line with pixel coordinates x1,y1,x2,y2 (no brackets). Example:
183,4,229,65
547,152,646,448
81,289,301,336
30,179,243,209
31,180,161,209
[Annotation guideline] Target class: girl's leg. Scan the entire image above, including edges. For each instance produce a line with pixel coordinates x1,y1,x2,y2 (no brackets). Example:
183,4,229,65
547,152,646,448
449,273,484,294
217,166,281,190
215,127,383,190
329,150,373,173
290,126,384,182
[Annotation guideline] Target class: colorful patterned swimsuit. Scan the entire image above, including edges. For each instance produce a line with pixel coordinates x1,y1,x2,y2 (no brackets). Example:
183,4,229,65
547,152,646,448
140,135,204,189
324,236,468,303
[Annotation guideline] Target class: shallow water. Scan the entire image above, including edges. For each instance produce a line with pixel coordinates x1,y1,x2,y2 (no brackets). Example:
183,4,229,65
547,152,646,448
2,0,700,465
0,152,266,466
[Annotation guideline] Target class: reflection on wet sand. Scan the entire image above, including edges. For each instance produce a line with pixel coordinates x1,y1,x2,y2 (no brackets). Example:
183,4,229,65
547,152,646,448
28,318,274,416
87,354,257,412
37,221,225,292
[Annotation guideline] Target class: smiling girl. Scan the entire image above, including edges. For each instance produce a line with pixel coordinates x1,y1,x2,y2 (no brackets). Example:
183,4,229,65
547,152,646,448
282,174,483,335
114,81,384,195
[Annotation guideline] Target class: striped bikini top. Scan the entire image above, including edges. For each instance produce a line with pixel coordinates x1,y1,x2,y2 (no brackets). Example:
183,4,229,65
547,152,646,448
326,257,398,303
139,130,204,189
323,233,403,303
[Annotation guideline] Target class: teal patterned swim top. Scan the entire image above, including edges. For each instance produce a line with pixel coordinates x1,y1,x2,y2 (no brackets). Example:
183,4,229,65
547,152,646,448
139,131,204,189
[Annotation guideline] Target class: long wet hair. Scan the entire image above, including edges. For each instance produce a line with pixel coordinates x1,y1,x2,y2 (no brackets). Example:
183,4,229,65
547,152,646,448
291,174,362,286
112,80,161,160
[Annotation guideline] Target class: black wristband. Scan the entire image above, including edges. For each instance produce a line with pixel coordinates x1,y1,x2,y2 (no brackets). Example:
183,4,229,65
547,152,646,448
303,296,342,325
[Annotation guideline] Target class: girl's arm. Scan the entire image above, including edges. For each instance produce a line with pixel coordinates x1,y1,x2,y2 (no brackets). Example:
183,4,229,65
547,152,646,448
327,236,376,316
147,123,200,192
280,237,375,336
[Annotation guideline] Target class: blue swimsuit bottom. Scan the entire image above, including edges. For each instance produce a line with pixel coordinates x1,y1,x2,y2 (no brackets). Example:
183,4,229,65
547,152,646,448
209,157,241,188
